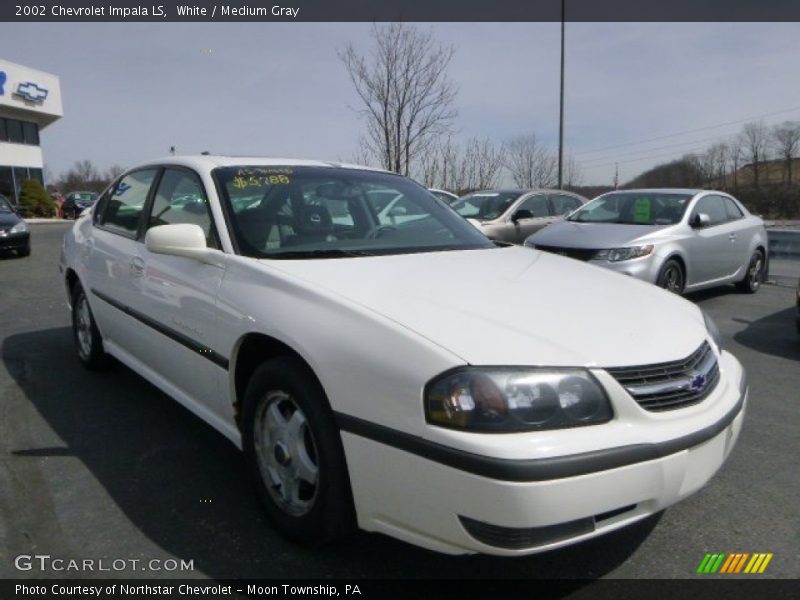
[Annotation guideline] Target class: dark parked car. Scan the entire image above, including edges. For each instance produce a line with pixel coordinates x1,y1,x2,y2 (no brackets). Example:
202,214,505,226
0,194,31,257
62,191,98,219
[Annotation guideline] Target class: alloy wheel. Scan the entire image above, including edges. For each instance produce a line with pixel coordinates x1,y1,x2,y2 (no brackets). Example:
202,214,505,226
75,295,93,360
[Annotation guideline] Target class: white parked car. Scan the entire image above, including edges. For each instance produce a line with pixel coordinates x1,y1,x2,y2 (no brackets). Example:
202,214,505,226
60,156,747,556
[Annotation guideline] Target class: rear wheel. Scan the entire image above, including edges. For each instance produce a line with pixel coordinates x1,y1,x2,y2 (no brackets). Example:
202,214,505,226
71,283,112,370
242,357,355,543
736,250,764,293
656,259,685,294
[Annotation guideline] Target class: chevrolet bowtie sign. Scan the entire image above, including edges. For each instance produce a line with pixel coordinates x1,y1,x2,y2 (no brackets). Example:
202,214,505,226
14,81,48,103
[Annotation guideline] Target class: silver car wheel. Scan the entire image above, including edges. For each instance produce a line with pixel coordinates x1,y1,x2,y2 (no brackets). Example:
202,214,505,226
75,294,93,360
748,254,763,290
662,263,684,294
253,390,319,517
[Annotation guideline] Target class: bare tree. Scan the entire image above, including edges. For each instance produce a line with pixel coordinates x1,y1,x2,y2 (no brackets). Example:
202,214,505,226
739,121,770,188
505,133,557,188
771,120,800,184
105,164,125,181
728,138,743,191
339,24,458,177
458,137,505,190
347,137,375,167
563,153,583,188
701,142,729,187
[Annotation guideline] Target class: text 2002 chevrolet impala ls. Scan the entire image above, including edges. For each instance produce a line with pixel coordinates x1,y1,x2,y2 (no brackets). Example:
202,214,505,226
60,156,747,556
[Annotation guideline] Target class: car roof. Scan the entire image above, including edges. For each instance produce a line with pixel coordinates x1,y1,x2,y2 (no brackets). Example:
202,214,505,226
133,154,396,175
604,188,708,196
464,188,573,195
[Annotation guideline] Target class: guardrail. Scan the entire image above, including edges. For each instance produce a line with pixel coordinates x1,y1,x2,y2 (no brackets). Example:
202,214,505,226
768,229,800,259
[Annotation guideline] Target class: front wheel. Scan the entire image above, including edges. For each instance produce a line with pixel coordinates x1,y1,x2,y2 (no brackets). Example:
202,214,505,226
656,259,685,294
736,250,764,293
242,357,355,544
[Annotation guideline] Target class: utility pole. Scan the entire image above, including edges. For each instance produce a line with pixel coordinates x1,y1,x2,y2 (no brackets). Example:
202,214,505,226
614,162,619,189
557,0,565,189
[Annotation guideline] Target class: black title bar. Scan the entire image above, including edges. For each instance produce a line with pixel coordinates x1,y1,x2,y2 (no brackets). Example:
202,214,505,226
3,0,800,22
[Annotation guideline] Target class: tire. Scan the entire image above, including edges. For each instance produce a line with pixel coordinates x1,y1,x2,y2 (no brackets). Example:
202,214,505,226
17,245,30,257
656,259,685,294
242,356,355,544
736,250,764,294
71,283,112,370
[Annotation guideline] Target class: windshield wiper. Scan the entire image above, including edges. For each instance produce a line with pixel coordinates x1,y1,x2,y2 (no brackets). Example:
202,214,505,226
263,248,378,259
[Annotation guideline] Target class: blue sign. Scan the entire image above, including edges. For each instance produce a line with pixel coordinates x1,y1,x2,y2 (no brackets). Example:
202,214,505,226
15,81,48,103
0,71,6,96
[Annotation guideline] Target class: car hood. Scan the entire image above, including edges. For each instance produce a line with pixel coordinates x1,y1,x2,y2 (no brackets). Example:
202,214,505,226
265,246,706,367
529,221,674,249
0,212,21,227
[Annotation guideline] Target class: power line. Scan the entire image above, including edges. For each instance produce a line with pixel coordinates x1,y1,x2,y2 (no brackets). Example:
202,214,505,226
578,133,725,164
581,142,713,170
575,104,800,157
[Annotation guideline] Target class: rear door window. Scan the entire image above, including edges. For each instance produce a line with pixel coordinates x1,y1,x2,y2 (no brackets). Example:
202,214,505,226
551,194,582,215
518,195,550,218
723,197,744,221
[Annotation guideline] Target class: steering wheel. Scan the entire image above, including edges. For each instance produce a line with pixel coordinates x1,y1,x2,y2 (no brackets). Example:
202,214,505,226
364,224,397,239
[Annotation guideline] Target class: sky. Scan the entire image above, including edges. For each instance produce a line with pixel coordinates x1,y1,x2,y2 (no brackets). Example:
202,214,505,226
2,22,800,186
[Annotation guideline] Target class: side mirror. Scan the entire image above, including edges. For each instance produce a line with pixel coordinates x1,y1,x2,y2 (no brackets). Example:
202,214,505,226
388,206,408,217
512,209,534,223
692,213,711,229
145,224,224,266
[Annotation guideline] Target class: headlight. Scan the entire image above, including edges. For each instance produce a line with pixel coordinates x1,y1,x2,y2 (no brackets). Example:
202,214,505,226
600,245,654,262
703,311,723,353
10,221,28,234
425,368,613,432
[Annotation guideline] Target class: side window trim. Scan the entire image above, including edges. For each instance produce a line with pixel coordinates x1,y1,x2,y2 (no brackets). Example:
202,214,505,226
145,165,221,249
212,168,243,255
93,180,118,225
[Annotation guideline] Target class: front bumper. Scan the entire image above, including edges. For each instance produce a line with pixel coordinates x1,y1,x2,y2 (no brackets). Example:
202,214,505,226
340,351,746,555
0,231,30,251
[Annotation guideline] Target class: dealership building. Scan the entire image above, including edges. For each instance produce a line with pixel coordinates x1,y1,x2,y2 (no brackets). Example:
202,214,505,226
0,59,62,203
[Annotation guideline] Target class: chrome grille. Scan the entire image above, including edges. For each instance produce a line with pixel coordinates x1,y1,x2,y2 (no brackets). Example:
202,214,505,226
606,342,719,411
534,245,599,261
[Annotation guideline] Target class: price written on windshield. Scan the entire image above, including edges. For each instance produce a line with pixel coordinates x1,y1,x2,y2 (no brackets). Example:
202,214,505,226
232,174,291,189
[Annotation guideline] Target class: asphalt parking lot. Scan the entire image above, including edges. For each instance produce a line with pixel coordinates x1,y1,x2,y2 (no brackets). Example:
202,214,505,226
1,223,798,581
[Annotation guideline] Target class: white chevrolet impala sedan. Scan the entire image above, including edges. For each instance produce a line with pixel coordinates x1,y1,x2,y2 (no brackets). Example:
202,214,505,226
60,156,747,556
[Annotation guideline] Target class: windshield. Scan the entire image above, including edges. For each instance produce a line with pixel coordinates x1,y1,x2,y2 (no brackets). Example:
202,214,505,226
568,192,692,225
215,166,495,259
451,192,522,221
0,195,12,212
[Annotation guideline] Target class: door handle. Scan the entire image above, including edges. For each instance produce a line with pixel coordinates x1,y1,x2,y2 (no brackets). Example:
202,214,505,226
728,233,737,241
130,256,145,277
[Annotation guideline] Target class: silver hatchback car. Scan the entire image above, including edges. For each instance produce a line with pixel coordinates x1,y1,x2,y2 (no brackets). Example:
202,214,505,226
525,189,768,295
452,189,588,244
